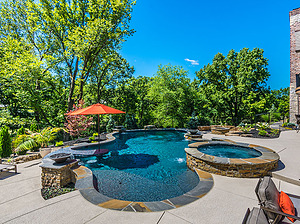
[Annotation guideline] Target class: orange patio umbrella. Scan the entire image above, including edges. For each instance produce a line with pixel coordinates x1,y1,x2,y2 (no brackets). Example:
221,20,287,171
66,103,125,138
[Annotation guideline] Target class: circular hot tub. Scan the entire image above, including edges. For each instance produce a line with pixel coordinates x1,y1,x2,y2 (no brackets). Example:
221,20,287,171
185,139,279,178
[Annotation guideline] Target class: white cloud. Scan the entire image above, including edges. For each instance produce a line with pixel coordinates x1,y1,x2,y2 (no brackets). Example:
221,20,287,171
184,58,199,66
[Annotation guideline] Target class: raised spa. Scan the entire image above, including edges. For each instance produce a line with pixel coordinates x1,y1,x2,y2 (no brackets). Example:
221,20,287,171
185,140,280,178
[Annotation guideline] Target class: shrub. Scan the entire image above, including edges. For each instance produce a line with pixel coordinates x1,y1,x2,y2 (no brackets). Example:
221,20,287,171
240,124,252,133
256,122,269,130
261,115,269,123
258,130,268,136
30,123,38,132
64,100,93,137
186,112,199,129
0,126,12,158
106,115,115,133
270,129,280,136
55,141,64,147
89,136,95,142
93,133,98,137
124,114,138,130
287,123,296,127
17,126,25,136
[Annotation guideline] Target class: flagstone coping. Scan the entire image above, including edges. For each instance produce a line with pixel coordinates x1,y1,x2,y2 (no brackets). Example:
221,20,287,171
72,166,213,212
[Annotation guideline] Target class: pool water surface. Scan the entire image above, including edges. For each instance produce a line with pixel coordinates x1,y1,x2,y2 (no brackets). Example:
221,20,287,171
78,131,199,202
197,144,262,159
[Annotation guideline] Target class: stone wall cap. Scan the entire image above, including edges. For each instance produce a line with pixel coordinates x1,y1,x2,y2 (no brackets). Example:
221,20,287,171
40,159,79,169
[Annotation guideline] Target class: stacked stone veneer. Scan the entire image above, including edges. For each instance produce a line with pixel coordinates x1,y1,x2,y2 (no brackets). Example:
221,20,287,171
41,160,78,188
290,8,300,123
13,153,41,164
185,141,279,178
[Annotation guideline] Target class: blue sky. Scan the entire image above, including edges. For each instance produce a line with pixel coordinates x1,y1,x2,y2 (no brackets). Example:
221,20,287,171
120,0,300,90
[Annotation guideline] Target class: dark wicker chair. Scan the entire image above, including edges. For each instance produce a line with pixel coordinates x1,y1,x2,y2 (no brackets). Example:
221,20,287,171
243,176,300,224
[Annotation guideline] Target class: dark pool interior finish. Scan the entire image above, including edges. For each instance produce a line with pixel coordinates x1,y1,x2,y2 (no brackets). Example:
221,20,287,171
197,144,262,159
78,131,199,202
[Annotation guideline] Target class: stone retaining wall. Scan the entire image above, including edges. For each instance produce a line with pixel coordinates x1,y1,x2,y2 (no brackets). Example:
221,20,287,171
186,154,278,178
13,153,41,164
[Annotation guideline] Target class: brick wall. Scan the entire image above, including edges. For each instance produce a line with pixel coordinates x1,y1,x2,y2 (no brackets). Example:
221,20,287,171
290,8,300,123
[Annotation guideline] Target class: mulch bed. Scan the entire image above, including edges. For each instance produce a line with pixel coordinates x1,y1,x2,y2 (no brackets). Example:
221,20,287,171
41,183,76,200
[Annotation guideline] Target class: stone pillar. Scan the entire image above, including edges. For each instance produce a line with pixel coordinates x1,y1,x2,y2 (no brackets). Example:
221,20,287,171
290,8,300,123
40,159,79,189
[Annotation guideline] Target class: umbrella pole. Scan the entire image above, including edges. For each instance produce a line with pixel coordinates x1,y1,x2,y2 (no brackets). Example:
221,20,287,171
98,114,100,142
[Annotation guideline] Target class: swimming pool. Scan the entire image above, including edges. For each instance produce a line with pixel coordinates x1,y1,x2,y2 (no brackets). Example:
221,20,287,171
78,130,200,202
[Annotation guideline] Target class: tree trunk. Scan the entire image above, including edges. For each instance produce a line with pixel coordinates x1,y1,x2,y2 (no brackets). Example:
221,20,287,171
67,77,76,111
79,79,84,100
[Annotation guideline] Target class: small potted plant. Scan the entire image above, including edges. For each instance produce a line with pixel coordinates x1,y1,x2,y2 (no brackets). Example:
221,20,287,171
187,112,199,135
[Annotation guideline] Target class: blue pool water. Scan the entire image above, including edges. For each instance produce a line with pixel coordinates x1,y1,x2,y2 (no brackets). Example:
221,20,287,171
197,144,262,158
78,131,199,202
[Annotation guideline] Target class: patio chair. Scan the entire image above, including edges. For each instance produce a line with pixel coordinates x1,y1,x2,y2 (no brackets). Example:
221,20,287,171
0,163,17,174
243,176,300,223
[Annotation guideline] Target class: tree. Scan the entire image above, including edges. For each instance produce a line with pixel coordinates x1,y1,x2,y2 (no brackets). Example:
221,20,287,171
0,0,136,112
196,48,270,125
148,65,195,128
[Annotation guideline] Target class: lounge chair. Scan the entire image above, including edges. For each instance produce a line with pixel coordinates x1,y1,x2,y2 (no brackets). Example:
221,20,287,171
243,176,300,223
0,163,17,174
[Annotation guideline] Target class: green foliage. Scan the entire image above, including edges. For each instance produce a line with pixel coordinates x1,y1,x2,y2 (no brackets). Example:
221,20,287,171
55,141,63,147
148,64,195,128
187,112,199,129
283,123,295,128
258,130,268,136
124,114,138,129
0,0,135,126
0,110,29,131
240,124,252,133
256,122,269,130
270,129,280,136
30,123,38,132
261,115,270,123
13,127,63,154
106,115,115,133
17,126,25,136
198,116,211,126
0,126,12,158
89,136,95,142
196,48,270,125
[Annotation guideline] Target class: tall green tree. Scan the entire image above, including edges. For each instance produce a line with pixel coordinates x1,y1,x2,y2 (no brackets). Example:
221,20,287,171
196,48,270,125
148,64,195,128
0,0,135,111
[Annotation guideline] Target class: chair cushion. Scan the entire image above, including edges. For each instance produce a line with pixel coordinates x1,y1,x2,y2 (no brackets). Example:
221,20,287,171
256,176,281,222
280,191,296,223
246,207,269,224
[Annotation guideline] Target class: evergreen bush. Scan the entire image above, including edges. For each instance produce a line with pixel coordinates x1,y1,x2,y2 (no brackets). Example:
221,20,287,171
0,126,12,158
106,115,115,133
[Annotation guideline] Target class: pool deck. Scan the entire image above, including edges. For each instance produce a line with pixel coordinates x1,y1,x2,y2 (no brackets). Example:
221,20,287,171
0,130,299,224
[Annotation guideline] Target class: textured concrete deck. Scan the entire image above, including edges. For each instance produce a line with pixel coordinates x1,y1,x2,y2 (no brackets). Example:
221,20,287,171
0,130,299,224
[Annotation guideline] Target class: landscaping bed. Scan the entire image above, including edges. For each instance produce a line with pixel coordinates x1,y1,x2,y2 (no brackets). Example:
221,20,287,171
41,183,76,200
